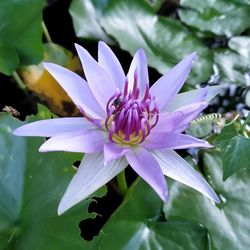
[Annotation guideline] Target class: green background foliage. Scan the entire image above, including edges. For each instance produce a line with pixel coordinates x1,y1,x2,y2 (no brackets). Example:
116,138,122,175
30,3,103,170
164,152,250,250
0,0,44,75
0,0,250,248
0,108,105,250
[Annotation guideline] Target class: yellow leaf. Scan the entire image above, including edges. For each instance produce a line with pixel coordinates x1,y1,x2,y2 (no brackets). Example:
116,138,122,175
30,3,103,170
20,43,83,117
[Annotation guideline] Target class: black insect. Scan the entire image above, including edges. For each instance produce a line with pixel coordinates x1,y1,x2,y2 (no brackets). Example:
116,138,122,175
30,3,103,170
113,98,122,108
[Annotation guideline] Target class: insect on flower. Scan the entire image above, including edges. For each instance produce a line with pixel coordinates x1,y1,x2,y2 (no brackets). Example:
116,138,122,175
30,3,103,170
14,42,221,215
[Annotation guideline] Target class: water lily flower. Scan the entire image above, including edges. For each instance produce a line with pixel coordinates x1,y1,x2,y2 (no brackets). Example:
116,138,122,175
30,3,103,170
14,42,220,215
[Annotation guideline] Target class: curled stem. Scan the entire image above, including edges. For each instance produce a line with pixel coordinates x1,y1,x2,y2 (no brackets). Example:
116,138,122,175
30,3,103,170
242,112,250,131
117,171,128,196
223,114,240,127
240,112,250,138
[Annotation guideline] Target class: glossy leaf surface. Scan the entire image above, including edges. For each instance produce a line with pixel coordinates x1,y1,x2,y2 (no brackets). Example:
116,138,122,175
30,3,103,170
164,151,250,250
0,108,105,250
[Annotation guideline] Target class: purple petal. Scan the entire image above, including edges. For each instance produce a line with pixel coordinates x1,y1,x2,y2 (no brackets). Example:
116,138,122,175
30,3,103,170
165,86,223,112
43,63,105,119
150,52,197,110
58,153,127,215
13,118,94,137
103,142,130,164
143,132,212,150
153,150,220,203
127,48,149,98
174,102,208,132
39,130,107,153
98,41,125,89
153,112,183,133
154,102,208,133
125,147,168,202
75,44,117,109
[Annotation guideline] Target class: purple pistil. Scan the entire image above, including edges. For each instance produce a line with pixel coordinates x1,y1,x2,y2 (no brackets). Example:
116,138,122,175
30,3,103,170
105,71,159,144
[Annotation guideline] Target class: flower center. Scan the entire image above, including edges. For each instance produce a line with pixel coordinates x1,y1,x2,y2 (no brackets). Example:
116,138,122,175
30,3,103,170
105,74,159,145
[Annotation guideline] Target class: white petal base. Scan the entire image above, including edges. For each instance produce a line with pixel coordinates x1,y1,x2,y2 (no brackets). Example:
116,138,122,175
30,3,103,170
58,153,127,215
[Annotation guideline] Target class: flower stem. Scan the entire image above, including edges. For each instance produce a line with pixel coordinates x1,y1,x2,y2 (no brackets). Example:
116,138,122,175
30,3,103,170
117,171,127,196
12,71,27,93
42,21,52,43
242,112,250,131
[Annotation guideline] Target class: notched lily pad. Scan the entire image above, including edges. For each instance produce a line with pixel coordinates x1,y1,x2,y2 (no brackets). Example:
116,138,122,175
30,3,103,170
92,179,211,249
0,109,106,250
164,151,250,250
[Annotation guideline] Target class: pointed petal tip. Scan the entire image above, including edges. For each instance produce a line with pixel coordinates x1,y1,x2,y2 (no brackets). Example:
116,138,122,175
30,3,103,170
206,85,225,102
57,200,69,216
57,153,127,217
74,43,84,55
154,150,221,205
199,101,209,107
208,189,220,204
190,51,197,57
181,51,197,66
158,185,169,203
74,43,87,55
38,146,46,152
188,51,197,63
57,195,90,216
203,190,220,205
213,194,221,204
98,40,107,47
12,125,33,136
39,143,52,152
74,43,81,50
43,62,54,70
136,48,147,60
205,142,213,148
161,189,169,203
12,128,20,136
57,187,80,216
57,207,63,216
137,47,146,54
43,62,62,76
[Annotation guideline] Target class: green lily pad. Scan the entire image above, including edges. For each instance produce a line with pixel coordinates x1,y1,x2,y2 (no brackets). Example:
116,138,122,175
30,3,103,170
0,43,19,75
69,0,164,43
215,125,250,180
100,0,213,86
0,0,44,75
164,151,250,250
214,124,238,149
214,51,250,85
95,179,211,249
43,43,72,66
0,108,106,250
229,36,250,60
179,0,250,37
69,0,113,43
145,0,165,12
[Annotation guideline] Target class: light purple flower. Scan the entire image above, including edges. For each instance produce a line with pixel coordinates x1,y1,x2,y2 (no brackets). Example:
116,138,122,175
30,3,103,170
14,42,221,215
